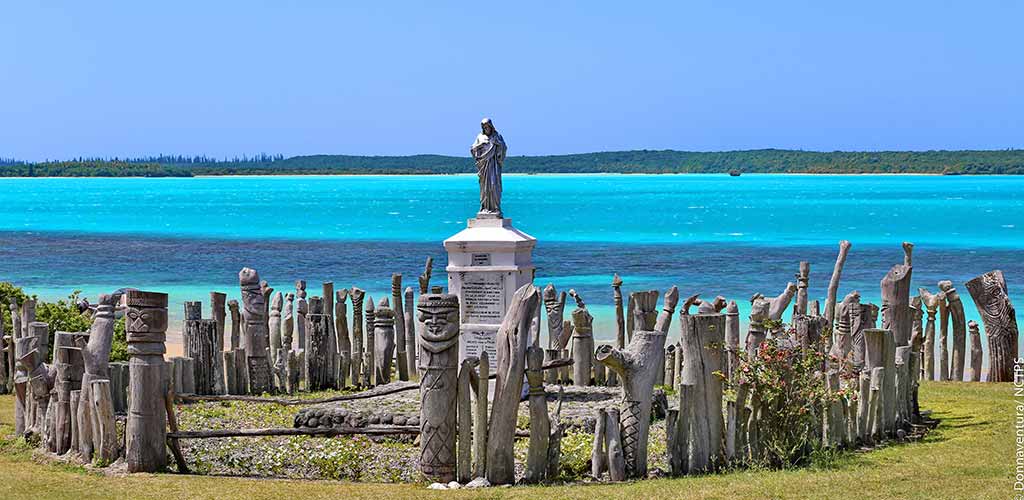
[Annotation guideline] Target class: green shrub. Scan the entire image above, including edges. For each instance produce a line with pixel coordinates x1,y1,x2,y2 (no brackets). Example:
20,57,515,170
36,291,92,358
730,335,836,469
110,317,128,362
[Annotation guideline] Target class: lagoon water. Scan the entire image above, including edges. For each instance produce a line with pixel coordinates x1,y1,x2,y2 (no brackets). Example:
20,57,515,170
1,174,1021,360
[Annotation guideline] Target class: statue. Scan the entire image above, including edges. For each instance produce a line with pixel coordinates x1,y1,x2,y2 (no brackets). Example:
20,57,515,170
470,117,506,218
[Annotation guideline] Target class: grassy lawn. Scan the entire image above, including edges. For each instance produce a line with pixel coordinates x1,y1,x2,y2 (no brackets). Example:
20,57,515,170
0,381,1013,499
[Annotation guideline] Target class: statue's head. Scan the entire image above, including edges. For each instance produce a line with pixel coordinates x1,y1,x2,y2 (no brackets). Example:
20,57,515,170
239,267,260,288
481,117,495,136
417,293,460,343
124,290,168,335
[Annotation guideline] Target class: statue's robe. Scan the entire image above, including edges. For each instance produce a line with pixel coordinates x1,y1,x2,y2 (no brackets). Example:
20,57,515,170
471,131,506,216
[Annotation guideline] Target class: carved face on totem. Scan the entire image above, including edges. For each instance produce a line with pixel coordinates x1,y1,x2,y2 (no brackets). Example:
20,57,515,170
749,297,770,324
417,294,459,344
124,291,168,334
937,280,956,296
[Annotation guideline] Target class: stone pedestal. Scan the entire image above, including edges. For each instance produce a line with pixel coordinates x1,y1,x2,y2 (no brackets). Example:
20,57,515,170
445,217,536,370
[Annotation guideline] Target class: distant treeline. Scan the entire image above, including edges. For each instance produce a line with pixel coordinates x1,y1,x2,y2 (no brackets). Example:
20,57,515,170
3,149,1023,177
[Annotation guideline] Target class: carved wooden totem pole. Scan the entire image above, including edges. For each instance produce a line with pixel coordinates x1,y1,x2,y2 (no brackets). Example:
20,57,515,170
240,268,273,394
417,292,461,483
965,270,1018,382
350,287,365,387
919,288,941,381
570,290,594,386
125,290,168,472
939,280,967,381
374,297,396,385
391,275,409,381
335,289,350,388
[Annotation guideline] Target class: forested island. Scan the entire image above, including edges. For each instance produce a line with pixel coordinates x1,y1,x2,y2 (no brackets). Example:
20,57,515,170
2,149,1023,177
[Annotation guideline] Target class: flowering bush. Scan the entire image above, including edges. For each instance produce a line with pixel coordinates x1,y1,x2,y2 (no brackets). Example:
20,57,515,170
730,331,845,468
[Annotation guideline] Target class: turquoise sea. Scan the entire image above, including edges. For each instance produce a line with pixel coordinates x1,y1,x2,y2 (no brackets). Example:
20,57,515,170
1,174,1021,365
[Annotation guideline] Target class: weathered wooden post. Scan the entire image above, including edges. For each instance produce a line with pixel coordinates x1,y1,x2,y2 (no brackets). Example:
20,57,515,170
880,242,914,348
679,301,726,471
664,344,677,388
456,356,477,483
374,297,396,385
53,331,84,455
606,407,626,481
10,302,24,436
268,292,283,381
183,303,218,395
830,291,859,367
824,240,852,329
335,289,350,388
543,283,568,383
125,290,168,472
597,286,678,479
364,296,375,387
487,284,540,485
570,291,594,386
76,294,117,460
919,288,941,381
404,286,417,379
473,350,489,479
228,299,241,351
592,407,609,479
894,346,910,430
725,300,740,381
391,275,409,382
965,270,1018,382
0,313,7,395
940,280,967,381
210,291,227,394
867,367,883,442
322,282,337,388
306,312,332,391
525,345,550,483
350,287,365,387
417,292,461,483
610,274,624,386
240,268,273,394
19,322,53,441
968,320,983,382
746,296,770,357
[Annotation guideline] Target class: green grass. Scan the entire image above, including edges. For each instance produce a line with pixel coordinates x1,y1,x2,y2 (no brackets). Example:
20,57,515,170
0,381,1013,499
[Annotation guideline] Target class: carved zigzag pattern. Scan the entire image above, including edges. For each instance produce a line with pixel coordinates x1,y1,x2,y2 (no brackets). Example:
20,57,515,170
621,401,641,476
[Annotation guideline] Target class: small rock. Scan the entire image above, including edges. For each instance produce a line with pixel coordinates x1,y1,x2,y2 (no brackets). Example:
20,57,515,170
446,481,461,489
393,415,407,425
465,477,490,488
427,482,447,490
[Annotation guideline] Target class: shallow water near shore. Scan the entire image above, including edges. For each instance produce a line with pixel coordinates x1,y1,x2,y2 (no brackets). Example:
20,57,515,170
0,174,1021,367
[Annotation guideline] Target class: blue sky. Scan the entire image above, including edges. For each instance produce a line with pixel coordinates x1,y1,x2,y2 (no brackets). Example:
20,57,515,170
2,2,1021,160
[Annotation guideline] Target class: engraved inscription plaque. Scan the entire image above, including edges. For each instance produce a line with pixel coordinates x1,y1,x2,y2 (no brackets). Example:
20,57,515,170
462,273,505,324
471,253,491,266
462,328,498,371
